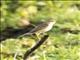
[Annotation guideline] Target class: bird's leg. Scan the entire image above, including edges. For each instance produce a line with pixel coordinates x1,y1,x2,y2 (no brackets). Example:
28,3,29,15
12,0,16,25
29,34,40,41
35,33,41,40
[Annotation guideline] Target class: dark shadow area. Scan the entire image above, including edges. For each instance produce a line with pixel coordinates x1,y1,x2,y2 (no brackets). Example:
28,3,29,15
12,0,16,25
0,25,34,42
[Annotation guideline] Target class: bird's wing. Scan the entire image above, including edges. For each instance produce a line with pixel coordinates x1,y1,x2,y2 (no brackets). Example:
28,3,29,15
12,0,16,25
29,22,48,33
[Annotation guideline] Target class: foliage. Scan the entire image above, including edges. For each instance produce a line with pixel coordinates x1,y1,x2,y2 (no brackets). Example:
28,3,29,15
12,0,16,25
0,1,80,60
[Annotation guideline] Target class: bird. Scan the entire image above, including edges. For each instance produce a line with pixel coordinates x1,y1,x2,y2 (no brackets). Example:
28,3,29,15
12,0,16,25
19,18,56,38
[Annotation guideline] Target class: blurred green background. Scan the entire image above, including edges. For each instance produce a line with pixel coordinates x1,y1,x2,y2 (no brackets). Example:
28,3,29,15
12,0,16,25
0,1,80,60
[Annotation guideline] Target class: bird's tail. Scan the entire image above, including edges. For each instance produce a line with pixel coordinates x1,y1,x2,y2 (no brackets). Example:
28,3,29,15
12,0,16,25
18,33,33,38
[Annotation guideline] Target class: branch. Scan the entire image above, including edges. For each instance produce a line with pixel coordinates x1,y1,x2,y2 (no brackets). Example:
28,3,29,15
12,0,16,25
23,35,49,60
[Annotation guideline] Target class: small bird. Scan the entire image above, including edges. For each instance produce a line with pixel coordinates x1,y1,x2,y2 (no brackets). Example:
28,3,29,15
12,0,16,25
19,18,56,38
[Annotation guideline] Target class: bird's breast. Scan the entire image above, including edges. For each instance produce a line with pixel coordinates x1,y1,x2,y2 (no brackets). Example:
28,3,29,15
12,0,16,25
43,23,54,32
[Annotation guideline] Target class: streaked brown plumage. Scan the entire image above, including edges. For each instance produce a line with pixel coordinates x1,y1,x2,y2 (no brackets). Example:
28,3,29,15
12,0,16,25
20,18,56,37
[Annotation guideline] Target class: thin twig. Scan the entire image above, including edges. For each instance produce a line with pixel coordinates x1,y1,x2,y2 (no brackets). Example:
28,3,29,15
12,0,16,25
23,35,49,60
